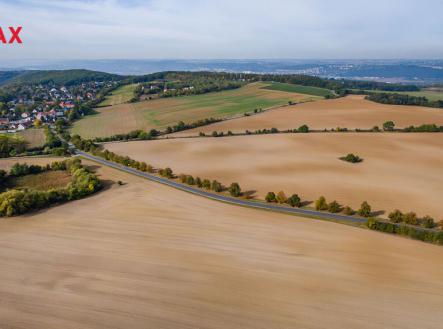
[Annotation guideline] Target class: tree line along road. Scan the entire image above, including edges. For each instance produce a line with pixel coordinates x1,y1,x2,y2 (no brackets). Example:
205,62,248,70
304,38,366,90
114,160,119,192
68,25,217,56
75,150,368,224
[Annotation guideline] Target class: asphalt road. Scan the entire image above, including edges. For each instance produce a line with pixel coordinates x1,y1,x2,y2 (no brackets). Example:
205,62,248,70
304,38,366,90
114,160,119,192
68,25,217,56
76,150,367,224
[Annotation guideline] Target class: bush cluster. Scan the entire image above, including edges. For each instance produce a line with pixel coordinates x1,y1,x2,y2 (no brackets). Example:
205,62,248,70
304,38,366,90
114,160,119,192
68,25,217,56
367,218,443,245
388,209,438,229
0,159,101,217
266,191,301,207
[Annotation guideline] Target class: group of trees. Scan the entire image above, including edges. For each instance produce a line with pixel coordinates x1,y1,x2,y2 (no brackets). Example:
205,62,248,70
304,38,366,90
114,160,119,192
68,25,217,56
367,218,443,245
0,158,101,217
205,125,311,138
265,191,302,207
178,174,225,193
0,135,27,158
388,209,441,229
93,129,160,143
366,93,443,108
165,118,222,134
314,196,372,217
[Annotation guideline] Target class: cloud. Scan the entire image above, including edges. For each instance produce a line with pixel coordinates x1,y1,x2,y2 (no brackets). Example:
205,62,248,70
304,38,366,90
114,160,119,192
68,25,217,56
0,0,442,59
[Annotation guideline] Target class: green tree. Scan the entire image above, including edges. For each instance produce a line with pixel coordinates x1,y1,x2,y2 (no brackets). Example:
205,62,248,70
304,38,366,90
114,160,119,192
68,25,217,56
383,121,395,131
211,180,222,192
298,125,309,133
186,175,195,185
388,209,403,223
229,182,241,197
202,179,211,189
265,192,276,203
327,200,341,213
287,194,301,207
421,215,435,229
195,177,202,188
315,196,328,211
357,201,372,218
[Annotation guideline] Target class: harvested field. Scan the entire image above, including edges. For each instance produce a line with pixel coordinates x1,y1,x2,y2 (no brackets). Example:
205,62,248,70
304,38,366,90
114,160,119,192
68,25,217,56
16,128,46,148
174,95,443,136
0,157,67,172
106,133,443,218
5,170,71,191
71,83,321,138
0,159,442,329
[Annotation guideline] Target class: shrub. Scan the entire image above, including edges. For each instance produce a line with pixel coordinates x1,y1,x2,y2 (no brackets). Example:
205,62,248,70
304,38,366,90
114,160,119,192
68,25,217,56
315,196,328,211
358,201,372,217
343,206,355,216
179,174,187,183
422,216,436,229
211,180,222,192
276,191,287,204
287,194,301,207
340,153,363,163
327,201,341,213
403,212,418,225
388,209,404,223
195,177,202,188
265,192,277,203
229,183,241,197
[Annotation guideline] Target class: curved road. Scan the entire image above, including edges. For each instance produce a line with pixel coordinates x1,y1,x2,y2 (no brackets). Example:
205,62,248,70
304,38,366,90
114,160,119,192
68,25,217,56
76,150,367,224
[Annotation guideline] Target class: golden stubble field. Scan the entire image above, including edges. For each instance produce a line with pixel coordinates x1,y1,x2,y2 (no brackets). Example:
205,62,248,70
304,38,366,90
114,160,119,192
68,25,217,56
174,95,443,136
106,133,443,218
0,157,442,329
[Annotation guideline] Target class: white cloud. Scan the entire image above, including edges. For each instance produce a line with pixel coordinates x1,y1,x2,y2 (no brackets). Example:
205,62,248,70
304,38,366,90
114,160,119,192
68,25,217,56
0,0,442,59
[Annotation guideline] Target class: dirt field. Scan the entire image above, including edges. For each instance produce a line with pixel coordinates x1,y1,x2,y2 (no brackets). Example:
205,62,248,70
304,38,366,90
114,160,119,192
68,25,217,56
106,133,443,218
71,83,321,138
174,95,443,136
0,158,442,329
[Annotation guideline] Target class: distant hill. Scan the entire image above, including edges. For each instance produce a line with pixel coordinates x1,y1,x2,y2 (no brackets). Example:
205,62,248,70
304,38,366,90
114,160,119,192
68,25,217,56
0,69,124,87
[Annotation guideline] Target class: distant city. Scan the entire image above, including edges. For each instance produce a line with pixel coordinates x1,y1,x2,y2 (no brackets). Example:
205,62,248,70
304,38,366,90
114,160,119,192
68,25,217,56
1,59,443,84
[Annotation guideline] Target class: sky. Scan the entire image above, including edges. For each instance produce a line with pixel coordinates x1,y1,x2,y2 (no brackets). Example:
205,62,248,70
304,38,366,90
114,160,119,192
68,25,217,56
0,0,442,60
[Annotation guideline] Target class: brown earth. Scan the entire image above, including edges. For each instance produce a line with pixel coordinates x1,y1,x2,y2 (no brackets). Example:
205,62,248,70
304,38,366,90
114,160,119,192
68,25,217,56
0,158,442,329
174,95,443,136
106,133,443,219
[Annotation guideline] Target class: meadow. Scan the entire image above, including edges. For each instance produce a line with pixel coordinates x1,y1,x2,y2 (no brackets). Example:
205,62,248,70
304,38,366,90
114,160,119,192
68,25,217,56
71,82,322,138
98,83,138,107
358,88,443,101
1,158,442,329
6,170,72,191
263,81,333,97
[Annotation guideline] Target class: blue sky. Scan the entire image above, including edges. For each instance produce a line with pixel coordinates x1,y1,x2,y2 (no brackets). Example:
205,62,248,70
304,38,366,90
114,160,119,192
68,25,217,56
0,0,442,59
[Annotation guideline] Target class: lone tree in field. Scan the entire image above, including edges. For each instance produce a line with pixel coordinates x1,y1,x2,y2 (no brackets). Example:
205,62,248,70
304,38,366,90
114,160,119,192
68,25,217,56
327,200,341,213
340,153,363,163
211,180,222,192
383,121,395,131
388,209,403,223
287,194,301,207
265,192,277,203
229,183,241,197
357,201,372,218
315,196,328,211
276,191,287,204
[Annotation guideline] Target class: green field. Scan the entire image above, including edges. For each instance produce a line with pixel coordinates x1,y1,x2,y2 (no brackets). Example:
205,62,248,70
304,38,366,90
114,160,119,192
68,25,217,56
99,84,138,107
71,82,322,138
357,89,443,102
263,82,333,97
